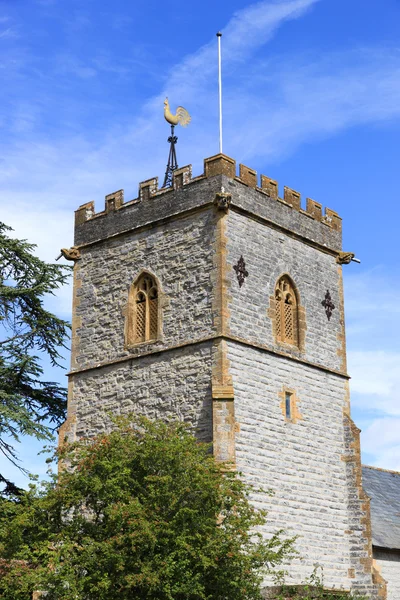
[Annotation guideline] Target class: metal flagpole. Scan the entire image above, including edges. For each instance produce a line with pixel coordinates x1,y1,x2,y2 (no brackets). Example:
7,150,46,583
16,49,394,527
217,32,223,154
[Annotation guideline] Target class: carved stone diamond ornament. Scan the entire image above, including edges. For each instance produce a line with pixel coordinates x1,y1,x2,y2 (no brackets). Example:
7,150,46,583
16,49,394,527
322,289,335,321
233,255,249,288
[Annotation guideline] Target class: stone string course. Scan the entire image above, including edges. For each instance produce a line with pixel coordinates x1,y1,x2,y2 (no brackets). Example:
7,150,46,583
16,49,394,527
64,154,383,598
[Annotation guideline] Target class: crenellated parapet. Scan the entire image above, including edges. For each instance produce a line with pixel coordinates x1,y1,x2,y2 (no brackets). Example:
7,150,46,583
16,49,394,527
74,154,342,249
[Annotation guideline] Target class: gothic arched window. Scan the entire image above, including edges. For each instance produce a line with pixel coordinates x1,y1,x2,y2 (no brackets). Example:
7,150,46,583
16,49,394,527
274,276,299,346
128,273,159,345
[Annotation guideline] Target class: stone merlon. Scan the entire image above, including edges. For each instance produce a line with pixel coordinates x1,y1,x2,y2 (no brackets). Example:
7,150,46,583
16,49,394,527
74,154,342,251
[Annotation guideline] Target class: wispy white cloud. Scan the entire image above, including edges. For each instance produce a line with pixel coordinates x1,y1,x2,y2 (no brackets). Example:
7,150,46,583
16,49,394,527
92,55,131,77
161,0,321,97
2,0,400,479
344,267,400,348
349,350,400,415
362,419,400,471
0,0,326,486
1,203,74,318
1,0,324,214
220,48,400,162
345,268,400,468
3,1,400,307
0,26,16,39
2,1,400,319
4,1,400,203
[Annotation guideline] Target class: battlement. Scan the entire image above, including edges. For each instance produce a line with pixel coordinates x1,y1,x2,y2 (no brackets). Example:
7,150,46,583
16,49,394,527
74,154,342,250
76,154,341,230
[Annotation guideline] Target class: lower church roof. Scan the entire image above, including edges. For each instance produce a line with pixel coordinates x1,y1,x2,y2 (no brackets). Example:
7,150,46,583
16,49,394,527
362,465,400,550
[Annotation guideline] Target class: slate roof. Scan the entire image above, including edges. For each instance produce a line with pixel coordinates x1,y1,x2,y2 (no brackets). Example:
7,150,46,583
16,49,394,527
362,465,400,550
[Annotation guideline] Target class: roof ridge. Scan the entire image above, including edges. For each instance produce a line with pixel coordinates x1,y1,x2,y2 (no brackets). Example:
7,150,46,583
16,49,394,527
363,464,400,476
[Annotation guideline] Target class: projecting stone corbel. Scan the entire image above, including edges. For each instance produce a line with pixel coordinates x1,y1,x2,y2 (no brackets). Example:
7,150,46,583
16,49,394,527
59,247,81,262
336,251,355,265
213,191,232,212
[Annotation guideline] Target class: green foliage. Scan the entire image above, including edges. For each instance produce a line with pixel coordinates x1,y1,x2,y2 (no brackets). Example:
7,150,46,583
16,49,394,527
0,222,71,494
274,565,367,599
0,417,296,599
274,589,365,600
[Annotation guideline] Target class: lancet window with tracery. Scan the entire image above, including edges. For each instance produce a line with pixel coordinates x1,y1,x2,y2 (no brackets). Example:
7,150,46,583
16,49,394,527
274,276,299,346
128,273,159,345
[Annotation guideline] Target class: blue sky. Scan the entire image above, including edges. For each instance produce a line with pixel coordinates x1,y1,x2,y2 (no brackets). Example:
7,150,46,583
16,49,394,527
1,0,400,486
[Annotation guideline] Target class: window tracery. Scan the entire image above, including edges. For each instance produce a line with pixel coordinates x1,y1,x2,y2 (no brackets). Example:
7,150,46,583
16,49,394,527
275,276,299,347
127,273,159,345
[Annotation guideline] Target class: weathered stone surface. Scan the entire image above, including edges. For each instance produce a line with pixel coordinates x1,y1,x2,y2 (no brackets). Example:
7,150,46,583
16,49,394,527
73,210,216,370
74,174,341,252
226,176,342,250
65,159,382,599
374,549,400,600
74,176,220,247
226,210,344,373
74,341,213,443
227,340,352,589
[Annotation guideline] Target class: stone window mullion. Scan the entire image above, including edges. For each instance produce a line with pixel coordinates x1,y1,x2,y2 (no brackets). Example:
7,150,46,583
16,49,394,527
144,293,150,341
136,291,147,343
274,276,299,348
127,273,160,347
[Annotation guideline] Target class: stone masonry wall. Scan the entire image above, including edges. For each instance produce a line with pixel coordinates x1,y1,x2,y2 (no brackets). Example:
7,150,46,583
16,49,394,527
74,161,341,253
342,417,383,598
73,341,213,443
73,209,216,370
225,204,378,596
227,340,353,590
224,176,342,252
226,210,345,374
74,174,221,247
64,155,378,597
374,549,400,600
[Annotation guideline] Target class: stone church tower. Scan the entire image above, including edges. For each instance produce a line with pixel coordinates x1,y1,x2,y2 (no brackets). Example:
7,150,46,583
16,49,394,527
60,154,384,597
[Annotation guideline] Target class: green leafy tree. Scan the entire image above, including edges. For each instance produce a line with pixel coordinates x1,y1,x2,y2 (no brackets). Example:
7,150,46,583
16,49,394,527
274,565,367,598
0,222,71,495
0,417,295,599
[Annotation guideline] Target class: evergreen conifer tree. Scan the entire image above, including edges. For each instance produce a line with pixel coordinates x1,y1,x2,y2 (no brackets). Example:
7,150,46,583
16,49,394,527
0,222,71,494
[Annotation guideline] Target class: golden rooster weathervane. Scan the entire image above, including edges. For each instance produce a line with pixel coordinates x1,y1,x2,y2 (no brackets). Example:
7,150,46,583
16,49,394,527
162,98,191,188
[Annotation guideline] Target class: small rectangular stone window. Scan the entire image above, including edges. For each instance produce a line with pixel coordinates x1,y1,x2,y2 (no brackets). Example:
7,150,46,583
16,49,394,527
285,391,292,419
280,387,302,423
